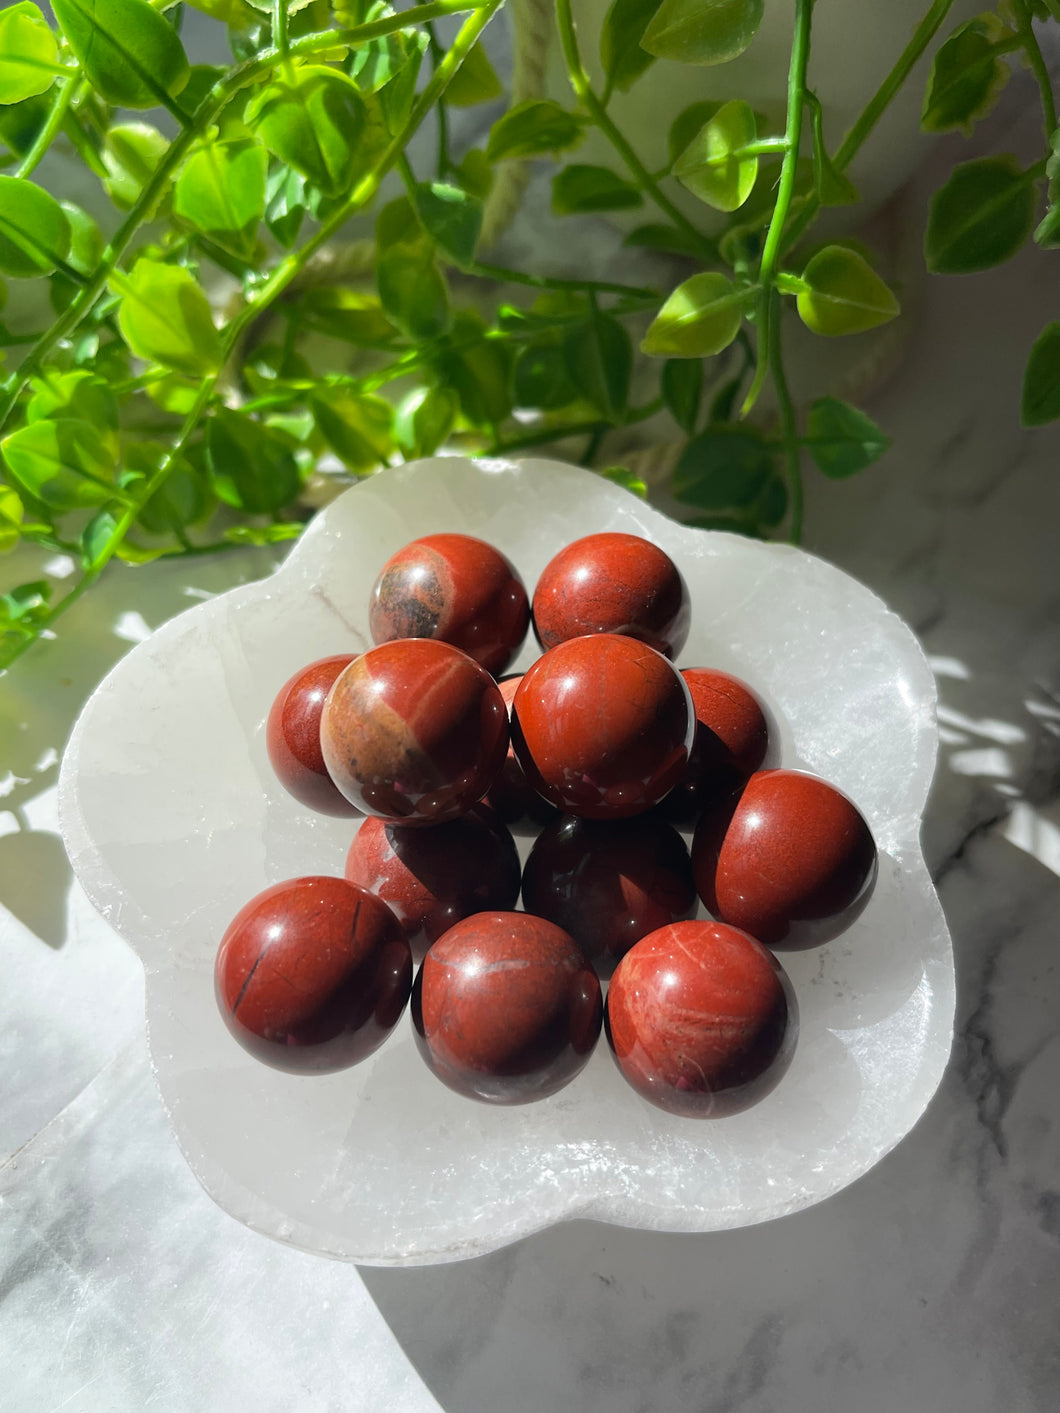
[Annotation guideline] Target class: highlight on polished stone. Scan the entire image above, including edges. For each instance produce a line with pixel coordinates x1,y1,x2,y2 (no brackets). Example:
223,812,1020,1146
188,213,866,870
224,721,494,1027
319,638,509,824
692,768,878,949
369,532,530,675
344,809,521,962
521,814,697,971
605,920,796,1118
214,876,412,1073
532,531,690,658
411,911,603,1104
511,633,694,820
265,654,362,816
481,673,562,833
661,667,770,826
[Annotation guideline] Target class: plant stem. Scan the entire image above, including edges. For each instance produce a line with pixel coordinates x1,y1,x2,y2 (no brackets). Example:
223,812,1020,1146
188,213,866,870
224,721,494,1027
741,0,814,417
765,289,802,544
1013,0,1057,140
469,260,659,300
274,0,289,57
552,0,717,263
15,77,82,180
0,1,505,672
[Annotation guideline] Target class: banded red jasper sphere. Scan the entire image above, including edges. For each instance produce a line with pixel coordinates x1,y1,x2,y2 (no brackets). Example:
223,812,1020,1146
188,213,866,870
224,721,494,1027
606,920,795,1118
266,654,361,816
521,815,696,970
532,532,690,658
369,533,529,675
214,876,412,1073
481,674,560,832
511,634,694,820
692,769,877,948
661,668,770,826
344,810,521,962
411,911,603,1104
320,639,509,824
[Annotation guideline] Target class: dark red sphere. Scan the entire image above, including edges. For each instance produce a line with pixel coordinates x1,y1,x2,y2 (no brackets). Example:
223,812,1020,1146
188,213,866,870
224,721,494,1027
369,532,529,675
214,876,412,1073
605,920,795,1118
411,911,603,1104
511,634,693,820
532,532,690,658
344,810,521,962
692,769,877,948
481,674,561,832
320,638,509,824
521,814,697,970
266,654,361,816
661,668,770,826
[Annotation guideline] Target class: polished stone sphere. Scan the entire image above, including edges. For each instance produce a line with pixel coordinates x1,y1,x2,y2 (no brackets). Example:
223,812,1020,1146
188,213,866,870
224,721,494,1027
369,532,529,675
605,920,796,1117
265,654,361,816
661,668,770,826
411,911,603,1104
532,531,690,658
481,674,561,833
214,876,412,1073
521,814,697,970
692,769,878,948
320,638,509,824
344,810,521,962
511,634,694,820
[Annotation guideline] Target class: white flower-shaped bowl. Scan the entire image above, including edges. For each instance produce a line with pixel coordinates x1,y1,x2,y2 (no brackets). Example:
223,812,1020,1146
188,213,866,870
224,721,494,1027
58,456,953,1265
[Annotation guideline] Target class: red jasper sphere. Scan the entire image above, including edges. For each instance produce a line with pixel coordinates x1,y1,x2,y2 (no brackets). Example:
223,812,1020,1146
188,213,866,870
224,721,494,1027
532,532,690,658
511,634,694,820
521,814,697,971
411,911,603,1104
344,810,521,962
320,639,509,824
661,668,770,826
214,876,412,1073
692,769,877,949
369,533,529,675
605,920,796,1118
481,674,561,833
266,654,361,816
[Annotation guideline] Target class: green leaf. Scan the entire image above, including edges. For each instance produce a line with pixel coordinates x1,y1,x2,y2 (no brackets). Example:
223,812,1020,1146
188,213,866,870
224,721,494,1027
375,195,420,251
796,246,899,336
600,465,648,499
1021,322,1060,427
264,167,308,248
0,484,24,553
132,445,212,533
145,374,199,416
378,30,428,133
671,426,775,508
223,522,303,547
395,385,457,457
436,311,512,429
552,165,643,215
445,41,502,106
110,259,222,377
248,66,366,196
184,0,259,28
0,176,71,278
1,579,50,631
486,100,586,161
413,182,483,267
59,202,104,278
642,0,763,67
377,242,450,340
1,418,117,509
513,341,578,410
925,156,1036,274
299,287,397,345
623,222,702,257
453,148,494,201
921,15,1011,136
673,98,757,213
662,358,702,433
174,140,267,257
206,409,301,512
601,0,660,94
0,3,60,106
311,389,394,472
348,24,419,96
667,100,722,167
563,315,632,420
102,123,169,211
80,507,119,567
1034,201,1060,249
27,370,119,457
642,272,748,357
0,89,52,158
805,397,891,478
52,0,190,111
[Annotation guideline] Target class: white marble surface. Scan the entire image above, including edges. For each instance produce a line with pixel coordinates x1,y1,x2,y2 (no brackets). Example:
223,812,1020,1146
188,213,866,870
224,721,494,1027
3,25,1060,1413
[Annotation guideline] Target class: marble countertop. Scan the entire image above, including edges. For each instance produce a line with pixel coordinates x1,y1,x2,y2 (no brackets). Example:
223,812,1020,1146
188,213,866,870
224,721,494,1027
3,30,1059,1413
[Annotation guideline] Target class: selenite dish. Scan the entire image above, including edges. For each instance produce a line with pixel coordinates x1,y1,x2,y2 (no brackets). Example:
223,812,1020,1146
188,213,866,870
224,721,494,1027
58,455,953,1266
